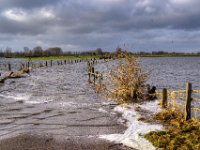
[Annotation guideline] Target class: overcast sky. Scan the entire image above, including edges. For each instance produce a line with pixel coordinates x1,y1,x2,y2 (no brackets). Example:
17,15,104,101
0,0,200,52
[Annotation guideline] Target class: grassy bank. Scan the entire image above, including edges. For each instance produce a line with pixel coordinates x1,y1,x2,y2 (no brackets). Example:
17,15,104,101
144,109,200,150
133,53,200,57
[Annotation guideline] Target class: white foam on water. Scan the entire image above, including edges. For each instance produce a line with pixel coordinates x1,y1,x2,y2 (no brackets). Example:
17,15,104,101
98,108,107,113
25,96,54,104
99,101,163,150
0,93,31,101
59,101,78,107
25,101,42,104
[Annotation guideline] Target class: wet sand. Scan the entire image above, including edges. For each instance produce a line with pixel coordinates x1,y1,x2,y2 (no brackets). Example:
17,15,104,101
0,133,135,150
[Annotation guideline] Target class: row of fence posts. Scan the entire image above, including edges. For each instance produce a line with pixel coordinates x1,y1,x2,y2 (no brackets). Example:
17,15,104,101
161,82,193,120
87,61,103,85
0,58,98,72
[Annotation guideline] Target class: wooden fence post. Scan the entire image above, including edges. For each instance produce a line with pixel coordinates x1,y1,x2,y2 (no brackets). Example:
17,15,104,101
91,67,95,83
162,88,168,108
45,61,48,67
8,64,11,71
88,71,91,82
185,82,192,120
88,62,91,82
27,62,30,68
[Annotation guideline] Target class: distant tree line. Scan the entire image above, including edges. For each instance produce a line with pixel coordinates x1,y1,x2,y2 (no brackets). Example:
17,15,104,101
0,46,200,58
0,46,106,58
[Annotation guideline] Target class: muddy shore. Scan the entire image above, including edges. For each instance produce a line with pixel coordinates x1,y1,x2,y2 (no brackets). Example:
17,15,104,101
0,133,135,150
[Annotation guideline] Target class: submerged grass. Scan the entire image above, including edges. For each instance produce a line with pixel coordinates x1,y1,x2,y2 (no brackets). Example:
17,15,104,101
21,55,99,60
145,109,200,150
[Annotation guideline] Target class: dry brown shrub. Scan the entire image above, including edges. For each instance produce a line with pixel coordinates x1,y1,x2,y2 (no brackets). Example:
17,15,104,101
107,51,149,103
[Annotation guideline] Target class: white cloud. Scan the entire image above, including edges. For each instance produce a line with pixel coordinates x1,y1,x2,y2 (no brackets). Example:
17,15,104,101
39,8,55,19
170,0,191,5
2,8,27,22
2,7,56,23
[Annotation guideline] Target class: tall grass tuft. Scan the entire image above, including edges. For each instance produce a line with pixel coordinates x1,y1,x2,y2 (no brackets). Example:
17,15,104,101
107,51,149,104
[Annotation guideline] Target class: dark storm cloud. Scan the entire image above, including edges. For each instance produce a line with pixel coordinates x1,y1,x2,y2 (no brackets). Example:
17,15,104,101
0,0,200,51
0,16,51,35
53,0,200,33
0,0,59,10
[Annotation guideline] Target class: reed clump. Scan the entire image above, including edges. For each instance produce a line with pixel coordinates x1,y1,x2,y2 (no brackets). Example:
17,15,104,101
107,51,149,104
145,109,200,150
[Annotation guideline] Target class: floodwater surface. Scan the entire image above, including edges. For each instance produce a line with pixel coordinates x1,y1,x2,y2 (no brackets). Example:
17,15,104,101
0,60,125,140
0,57,200,146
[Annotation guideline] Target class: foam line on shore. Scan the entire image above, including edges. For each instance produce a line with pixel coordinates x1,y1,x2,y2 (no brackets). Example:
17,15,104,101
99,100,163,150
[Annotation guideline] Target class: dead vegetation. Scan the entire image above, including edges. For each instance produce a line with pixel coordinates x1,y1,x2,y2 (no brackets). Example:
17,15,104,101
106,51,149,104
0,67,30,83
145,109,200,150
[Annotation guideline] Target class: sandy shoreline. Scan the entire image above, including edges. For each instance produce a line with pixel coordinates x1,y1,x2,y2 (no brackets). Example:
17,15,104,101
0,133,135,150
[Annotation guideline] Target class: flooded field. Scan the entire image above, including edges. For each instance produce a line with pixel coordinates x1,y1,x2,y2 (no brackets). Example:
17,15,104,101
0,57,200,149
0,60,125,140
141,57,200,90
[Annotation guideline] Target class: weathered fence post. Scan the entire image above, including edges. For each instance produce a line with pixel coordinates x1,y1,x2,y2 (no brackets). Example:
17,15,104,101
161,88,168,108
88,71,91,82
45,61,48,67
87,62,91,82
91,67,95,83
8,64,11,71
27,62,30,68
185,82,192,120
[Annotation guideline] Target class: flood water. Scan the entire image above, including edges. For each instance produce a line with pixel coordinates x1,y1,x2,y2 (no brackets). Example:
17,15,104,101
0,57,200,140
142,57,200,90
0,59,125,140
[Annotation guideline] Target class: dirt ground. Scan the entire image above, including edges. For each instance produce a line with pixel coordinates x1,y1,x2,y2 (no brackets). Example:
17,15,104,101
0,133,135,150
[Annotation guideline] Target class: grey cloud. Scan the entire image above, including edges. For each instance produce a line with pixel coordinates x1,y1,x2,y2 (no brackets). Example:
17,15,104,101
53,0,200,33
0,0,59,10
0,0,200,51
0,17,47,35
